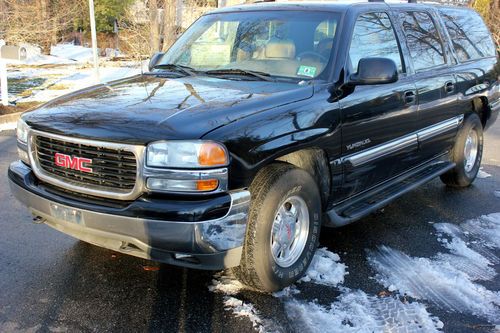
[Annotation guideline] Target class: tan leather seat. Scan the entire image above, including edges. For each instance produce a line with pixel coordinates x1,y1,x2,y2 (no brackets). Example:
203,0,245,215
264,39,296,59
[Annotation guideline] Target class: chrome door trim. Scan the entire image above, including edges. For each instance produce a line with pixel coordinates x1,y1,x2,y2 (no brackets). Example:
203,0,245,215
339,115,463,167
417,115,464,142
344,135,418,167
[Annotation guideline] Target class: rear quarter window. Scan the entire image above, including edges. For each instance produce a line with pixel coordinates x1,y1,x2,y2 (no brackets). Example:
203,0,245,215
439,8,496,62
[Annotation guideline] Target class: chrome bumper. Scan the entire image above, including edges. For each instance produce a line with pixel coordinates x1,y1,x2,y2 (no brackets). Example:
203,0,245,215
8,161,250,269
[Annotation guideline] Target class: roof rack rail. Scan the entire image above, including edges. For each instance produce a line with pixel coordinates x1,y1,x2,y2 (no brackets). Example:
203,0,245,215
368,0,418,2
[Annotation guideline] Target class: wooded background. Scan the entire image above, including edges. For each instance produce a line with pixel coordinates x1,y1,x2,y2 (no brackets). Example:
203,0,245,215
0,0,498,59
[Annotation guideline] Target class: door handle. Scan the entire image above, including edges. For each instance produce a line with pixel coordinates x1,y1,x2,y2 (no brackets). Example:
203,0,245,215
404,90,416,104
445,81,455,93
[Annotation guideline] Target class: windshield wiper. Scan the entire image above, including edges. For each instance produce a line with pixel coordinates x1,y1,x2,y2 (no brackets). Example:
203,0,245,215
152,64,197,77
204,69,275,82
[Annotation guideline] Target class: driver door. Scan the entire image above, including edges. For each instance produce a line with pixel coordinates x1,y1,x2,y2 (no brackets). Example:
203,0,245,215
339,11,419,198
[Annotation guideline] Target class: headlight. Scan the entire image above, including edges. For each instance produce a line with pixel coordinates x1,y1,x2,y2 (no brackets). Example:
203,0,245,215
146,141,228,168
17,119,29,144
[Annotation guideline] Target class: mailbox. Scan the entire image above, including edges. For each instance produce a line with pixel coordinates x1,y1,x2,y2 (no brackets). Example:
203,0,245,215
0,45,27,61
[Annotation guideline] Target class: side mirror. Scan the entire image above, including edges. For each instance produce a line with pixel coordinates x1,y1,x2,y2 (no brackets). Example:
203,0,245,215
148,52,165,72
349,57,398,85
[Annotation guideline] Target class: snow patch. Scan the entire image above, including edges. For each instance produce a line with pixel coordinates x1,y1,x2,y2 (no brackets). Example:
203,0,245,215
210,249,440,333
17,66,140,104
299,247,348,287
284,289,443,333
209,273,280,333
0,122,16,132
208,271,245,296
368,246,500,322
224,297,267,333
368,213,500,323
272,285,301,298
477,168,492,179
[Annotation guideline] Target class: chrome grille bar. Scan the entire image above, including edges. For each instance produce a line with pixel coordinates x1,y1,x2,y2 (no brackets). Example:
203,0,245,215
27,130,146,200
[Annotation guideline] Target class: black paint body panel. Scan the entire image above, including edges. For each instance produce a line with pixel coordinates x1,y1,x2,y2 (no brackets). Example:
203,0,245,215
19,2,500,211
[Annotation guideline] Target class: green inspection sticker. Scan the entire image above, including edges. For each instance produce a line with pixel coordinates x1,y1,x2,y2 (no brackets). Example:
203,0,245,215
297,65,317,78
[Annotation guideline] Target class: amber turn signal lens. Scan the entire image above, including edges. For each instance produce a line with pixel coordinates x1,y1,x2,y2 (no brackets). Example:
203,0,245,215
198,143,228,166
196,179,219,191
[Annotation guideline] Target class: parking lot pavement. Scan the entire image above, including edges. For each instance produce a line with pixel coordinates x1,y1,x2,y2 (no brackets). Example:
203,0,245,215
0,121,499,333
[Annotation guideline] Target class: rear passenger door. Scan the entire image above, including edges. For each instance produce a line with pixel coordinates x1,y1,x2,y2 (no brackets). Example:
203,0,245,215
339,11,419,198
397,10,460,162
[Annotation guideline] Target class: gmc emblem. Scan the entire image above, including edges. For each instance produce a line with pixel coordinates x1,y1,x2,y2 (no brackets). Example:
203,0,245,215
54,153,93,173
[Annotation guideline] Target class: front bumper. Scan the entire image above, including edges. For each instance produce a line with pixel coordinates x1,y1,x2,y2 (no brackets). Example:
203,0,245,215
8,161,250,270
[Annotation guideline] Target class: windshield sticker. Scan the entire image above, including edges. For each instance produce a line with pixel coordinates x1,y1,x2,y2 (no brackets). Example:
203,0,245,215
297,66,317,78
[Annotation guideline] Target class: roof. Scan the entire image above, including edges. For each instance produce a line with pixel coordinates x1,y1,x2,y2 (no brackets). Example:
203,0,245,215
210,1,386,14
209,1,464,15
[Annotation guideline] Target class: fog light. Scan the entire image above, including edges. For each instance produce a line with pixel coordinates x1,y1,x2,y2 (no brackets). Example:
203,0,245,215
147,178,219,192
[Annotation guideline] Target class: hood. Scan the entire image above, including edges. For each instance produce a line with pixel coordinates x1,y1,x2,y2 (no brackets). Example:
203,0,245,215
23,75,314,145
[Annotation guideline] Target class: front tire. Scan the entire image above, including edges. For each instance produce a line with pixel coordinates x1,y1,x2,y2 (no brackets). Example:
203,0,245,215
440,113,483,187
234,163,321,292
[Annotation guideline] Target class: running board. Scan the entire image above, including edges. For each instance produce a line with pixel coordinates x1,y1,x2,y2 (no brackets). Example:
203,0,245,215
325,161,455,227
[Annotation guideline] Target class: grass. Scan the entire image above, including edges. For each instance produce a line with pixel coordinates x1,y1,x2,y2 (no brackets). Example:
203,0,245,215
0,102,42,115
47,83,70,90
7,77,47,95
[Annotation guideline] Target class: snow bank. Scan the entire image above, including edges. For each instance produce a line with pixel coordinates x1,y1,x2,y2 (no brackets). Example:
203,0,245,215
368,213,500,323
299,247,348,287
285,290,443,333
0,122,17,132
50,44,93,63
4,43,95,65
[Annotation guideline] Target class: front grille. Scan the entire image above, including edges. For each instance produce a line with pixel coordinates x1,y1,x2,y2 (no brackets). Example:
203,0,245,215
34,135,137,191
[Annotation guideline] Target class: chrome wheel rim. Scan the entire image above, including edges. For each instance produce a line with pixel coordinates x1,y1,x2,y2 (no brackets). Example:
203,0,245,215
270,195,310,268
464,128,479,173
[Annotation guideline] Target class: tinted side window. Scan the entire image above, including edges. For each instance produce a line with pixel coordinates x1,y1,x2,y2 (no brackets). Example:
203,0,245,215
439,8,496,62
399,11,446,71
349,12,403,73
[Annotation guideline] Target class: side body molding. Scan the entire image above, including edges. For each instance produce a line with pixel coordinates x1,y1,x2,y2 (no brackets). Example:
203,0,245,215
336,115,464,168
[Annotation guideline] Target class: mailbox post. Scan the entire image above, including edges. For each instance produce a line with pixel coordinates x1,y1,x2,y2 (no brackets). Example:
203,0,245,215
0,45,27,106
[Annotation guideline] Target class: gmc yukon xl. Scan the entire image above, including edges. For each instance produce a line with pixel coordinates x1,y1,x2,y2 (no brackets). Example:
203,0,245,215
9,1,499,291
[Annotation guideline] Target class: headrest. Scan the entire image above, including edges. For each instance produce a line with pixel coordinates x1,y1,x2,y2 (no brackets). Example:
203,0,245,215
265,39,296,59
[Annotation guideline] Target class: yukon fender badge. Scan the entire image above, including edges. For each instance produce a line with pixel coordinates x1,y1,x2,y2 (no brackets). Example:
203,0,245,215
346,139,371,151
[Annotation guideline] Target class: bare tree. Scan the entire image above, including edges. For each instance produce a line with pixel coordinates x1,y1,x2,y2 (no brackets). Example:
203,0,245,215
149,0,161,52
162,0,177,51
0,0,86,54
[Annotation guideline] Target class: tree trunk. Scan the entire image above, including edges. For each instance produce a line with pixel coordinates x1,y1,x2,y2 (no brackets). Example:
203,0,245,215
149,0,160,53
162,0,177,51
38,0,51,54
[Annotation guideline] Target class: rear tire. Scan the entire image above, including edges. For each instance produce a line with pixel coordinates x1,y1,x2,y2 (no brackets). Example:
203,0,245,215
233,163,321,292
440,113,483,187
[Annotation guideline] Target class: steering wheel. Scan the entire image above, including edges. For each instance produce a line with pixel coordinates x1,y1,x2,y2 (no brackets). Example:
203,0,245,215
297,51,328,63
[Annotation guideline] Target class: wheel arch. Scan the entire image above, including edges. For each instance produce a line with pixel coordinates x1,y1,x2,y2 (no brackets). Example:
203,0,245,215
471,96,490,128
274,148,331,208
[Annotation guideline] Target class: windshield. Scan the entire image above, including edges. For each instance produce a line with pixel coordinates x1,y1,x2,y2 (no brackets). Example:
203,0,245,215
158,10,341,80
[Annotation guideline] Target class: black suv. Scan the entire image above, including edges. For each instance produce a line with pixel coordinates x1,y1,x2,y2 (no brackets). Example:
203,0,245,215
9,1,499,291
